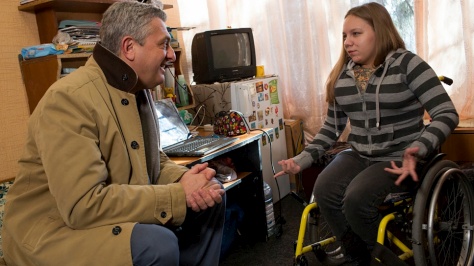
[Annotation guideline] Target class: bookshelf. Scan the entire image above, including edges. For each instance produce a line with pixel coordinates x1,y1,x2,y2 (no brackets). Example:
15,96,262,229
18,0,193,113
18,0,173,44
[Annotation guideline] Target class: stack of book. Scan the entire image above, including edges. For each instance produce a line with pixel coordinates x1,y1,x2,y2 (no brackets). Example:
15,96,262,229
20,0,35,4
167,28,179,48
58,20,101,53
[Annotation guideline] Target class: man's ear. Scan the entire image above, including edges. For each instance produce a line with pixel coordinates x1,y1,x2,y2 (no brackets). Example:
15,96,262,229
121,36,136,61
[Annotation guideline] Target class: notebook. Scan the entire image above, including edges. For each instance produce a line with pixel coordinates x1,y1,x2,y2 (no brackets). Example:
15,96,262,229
154,99,237,157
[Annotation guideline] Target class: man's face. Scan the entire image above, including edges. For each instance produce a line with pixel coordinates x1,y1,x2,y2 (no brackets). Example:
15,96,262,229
132,18,175,89
343,15,376,68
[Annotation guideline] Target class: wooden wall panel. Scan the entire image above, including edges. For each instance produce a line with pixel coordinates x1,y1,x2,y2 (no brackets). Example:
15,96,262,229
0,1,38,183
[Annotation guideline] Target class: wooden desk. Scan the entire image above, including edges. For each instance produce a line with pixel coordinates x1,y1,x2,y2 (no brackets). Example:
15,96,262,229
169,130,268,242
441,127,474,164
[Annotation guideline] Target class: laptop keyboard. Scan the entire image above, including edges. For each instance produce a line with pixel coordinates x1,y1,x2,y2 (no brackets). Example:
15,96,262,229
164,136,238,156
169,138,219,153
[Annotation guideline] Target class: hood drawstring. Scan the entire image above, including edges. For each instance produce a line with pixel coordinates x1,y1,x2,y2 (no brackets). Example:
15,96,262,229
333,99,339,137
375,60,390,129
333,69,347,138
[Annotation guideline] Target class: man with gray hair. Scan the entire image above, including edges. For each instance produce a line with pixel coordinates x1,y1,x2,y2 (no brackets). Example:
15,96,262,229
2,1,225,265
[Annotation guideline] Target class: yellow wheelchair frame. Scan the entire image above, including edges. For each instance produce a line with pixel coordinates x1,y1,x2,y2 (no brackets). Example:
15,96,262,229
294,199,414,263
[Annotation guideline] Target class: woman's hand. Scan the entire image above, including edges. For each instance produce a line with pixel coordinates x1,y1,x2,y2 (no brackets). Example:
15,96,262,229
385,147,420,186
274,158,301,178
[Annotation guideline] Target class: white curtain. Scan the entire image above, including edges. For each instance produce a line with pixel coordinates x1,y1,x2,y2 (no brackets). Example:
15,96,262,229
414,0,474,123
178,0,474,144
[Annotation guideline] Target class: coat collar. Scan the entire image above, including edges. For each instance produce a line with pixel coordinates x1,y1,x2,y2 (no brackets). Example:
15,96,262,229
92,42,146,94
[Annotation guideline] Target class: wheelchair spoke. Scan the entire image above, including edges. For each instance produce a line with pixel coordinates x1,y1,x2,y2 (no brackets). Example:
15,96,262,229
427,170,473,266
437,229,465,265
412,160,474,266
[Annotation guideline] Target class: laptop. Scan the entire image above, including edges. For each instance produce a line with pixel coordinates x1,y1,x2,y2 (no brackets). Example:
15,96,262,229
154,99,238,157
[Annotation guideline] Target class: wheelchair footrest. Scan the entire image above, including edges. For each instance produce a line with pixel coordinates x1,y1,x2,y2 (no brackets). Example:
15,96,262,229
371,242,409,266
313,247,346,265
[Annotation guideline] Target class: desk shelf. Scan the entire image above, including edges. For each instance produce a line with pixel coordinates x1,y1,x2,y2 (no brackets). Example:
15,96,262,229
223,172,251,191
170,131,268,242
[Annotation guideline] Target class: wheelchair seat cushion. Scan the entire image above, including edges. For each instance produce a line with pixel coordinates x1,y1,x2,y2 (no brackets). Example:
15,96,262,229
383,192,412,204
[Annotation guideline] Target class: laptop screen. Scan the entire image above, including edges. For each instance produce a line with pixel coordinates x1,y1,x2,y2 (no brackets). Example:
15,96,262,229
154,99,190,149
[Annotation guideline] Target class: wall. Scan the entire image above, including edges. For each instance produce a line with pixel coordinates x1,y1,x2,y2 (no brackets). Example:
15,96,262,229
163,0,190,82
0,0,183,183
0,1,38,183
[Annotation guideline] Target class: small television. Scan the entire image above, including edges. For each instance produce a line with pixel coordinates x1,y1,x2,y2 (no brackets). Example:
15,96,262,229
191,28,256,84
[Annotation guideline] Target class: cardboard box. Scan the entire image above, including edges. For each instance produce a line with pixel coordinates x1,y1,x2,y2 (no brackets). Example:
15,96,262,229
284,119,305,191
284,119,304,158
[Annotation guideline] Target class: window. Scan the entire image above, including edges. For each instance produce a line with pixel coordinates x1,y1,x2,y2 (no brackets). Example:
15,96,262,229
357,0,415,52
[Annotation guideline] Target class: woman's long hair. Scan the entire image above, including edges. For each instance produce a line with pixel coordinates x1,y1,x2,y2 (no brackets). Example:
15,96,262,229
325,2,406,102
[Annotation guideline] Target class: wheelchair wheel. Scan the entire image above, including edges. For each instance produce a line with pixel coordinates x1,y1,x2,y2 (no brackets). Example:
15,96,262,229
307,195,342,262
412,160,474,266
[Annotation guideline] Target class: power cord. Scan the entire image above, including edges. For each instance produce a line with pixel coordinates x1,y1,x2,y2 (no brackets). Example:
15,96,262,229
165,67,191,105
230,110,286,238
188,104,206,132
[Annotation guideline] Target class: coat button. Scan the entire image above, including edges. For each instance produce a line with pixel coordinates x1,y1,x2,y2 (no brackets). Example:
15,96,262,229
121,99,129,105
122,74,129,81
131,141,139,149
160,212,167,218
112,226,122,235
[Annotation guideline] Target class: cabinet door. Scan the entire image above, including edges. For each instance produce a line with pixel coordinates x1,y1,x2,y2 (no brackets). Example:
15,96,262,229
19,55,59,113
441,128,474,163
19,54,90,114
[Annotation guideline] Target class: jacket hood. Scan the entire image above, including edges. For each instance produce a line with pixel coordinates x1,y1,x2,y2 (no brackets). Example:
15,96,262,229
333,48,408,136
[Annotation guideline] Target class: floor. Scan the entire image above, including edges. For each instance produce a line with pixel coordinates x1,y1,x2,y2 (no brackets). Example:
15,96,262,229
219,193,322,266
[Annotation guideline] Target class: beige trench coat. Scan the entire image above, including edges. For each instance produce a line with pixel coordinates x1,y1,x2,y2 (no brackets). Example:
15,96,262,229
2,57,189,265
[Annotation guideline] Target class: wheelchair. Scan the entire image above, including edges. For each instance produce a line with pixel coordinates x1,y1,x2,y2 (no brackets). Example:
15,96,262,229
293,154,474,266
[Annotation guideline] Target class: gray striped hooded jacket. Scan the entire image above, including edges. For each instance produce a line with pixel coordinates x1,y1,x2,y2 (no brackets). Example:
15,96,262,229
293,48,459,171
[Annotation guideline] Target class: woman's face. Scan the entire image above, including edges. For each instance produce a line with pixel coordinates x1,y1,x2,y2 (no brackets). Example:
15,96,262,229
343,15,376,68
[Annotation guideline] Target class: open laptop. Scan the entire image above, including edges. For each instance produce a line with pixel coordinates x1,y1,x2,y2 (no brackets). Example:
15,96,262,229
154,99,237,157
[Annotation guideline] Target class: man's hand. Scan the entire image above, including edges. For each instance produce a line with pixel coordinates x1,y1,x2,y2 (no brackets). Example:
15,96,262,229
189,179,224,211
187,162,216,181
385,147,420,186
274,158,301,178
179,163,224,212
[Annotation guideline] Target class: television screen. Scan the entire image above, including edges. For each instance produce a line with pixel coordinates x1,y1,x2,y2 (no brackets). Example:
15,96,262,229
211,33,252,69
191,28,256,84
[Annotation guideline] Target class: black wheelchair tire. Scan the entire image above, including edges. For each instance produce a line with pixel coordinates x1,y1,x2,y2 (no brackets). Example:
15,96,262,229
411,160,474,266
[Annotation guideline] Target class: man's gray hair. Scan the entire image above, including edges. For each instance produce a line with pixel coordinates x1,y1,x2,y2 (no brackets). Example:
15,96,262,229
100,1,167,55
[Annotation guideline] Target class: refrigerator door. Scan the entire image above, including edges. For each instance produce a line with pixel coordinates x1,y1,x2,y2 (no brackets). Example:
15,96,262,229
231,77,290,202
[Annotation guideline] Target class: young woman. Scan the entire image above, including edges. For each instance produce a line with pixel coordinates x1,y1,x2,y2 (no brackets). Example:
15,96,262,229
275,2,458,265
